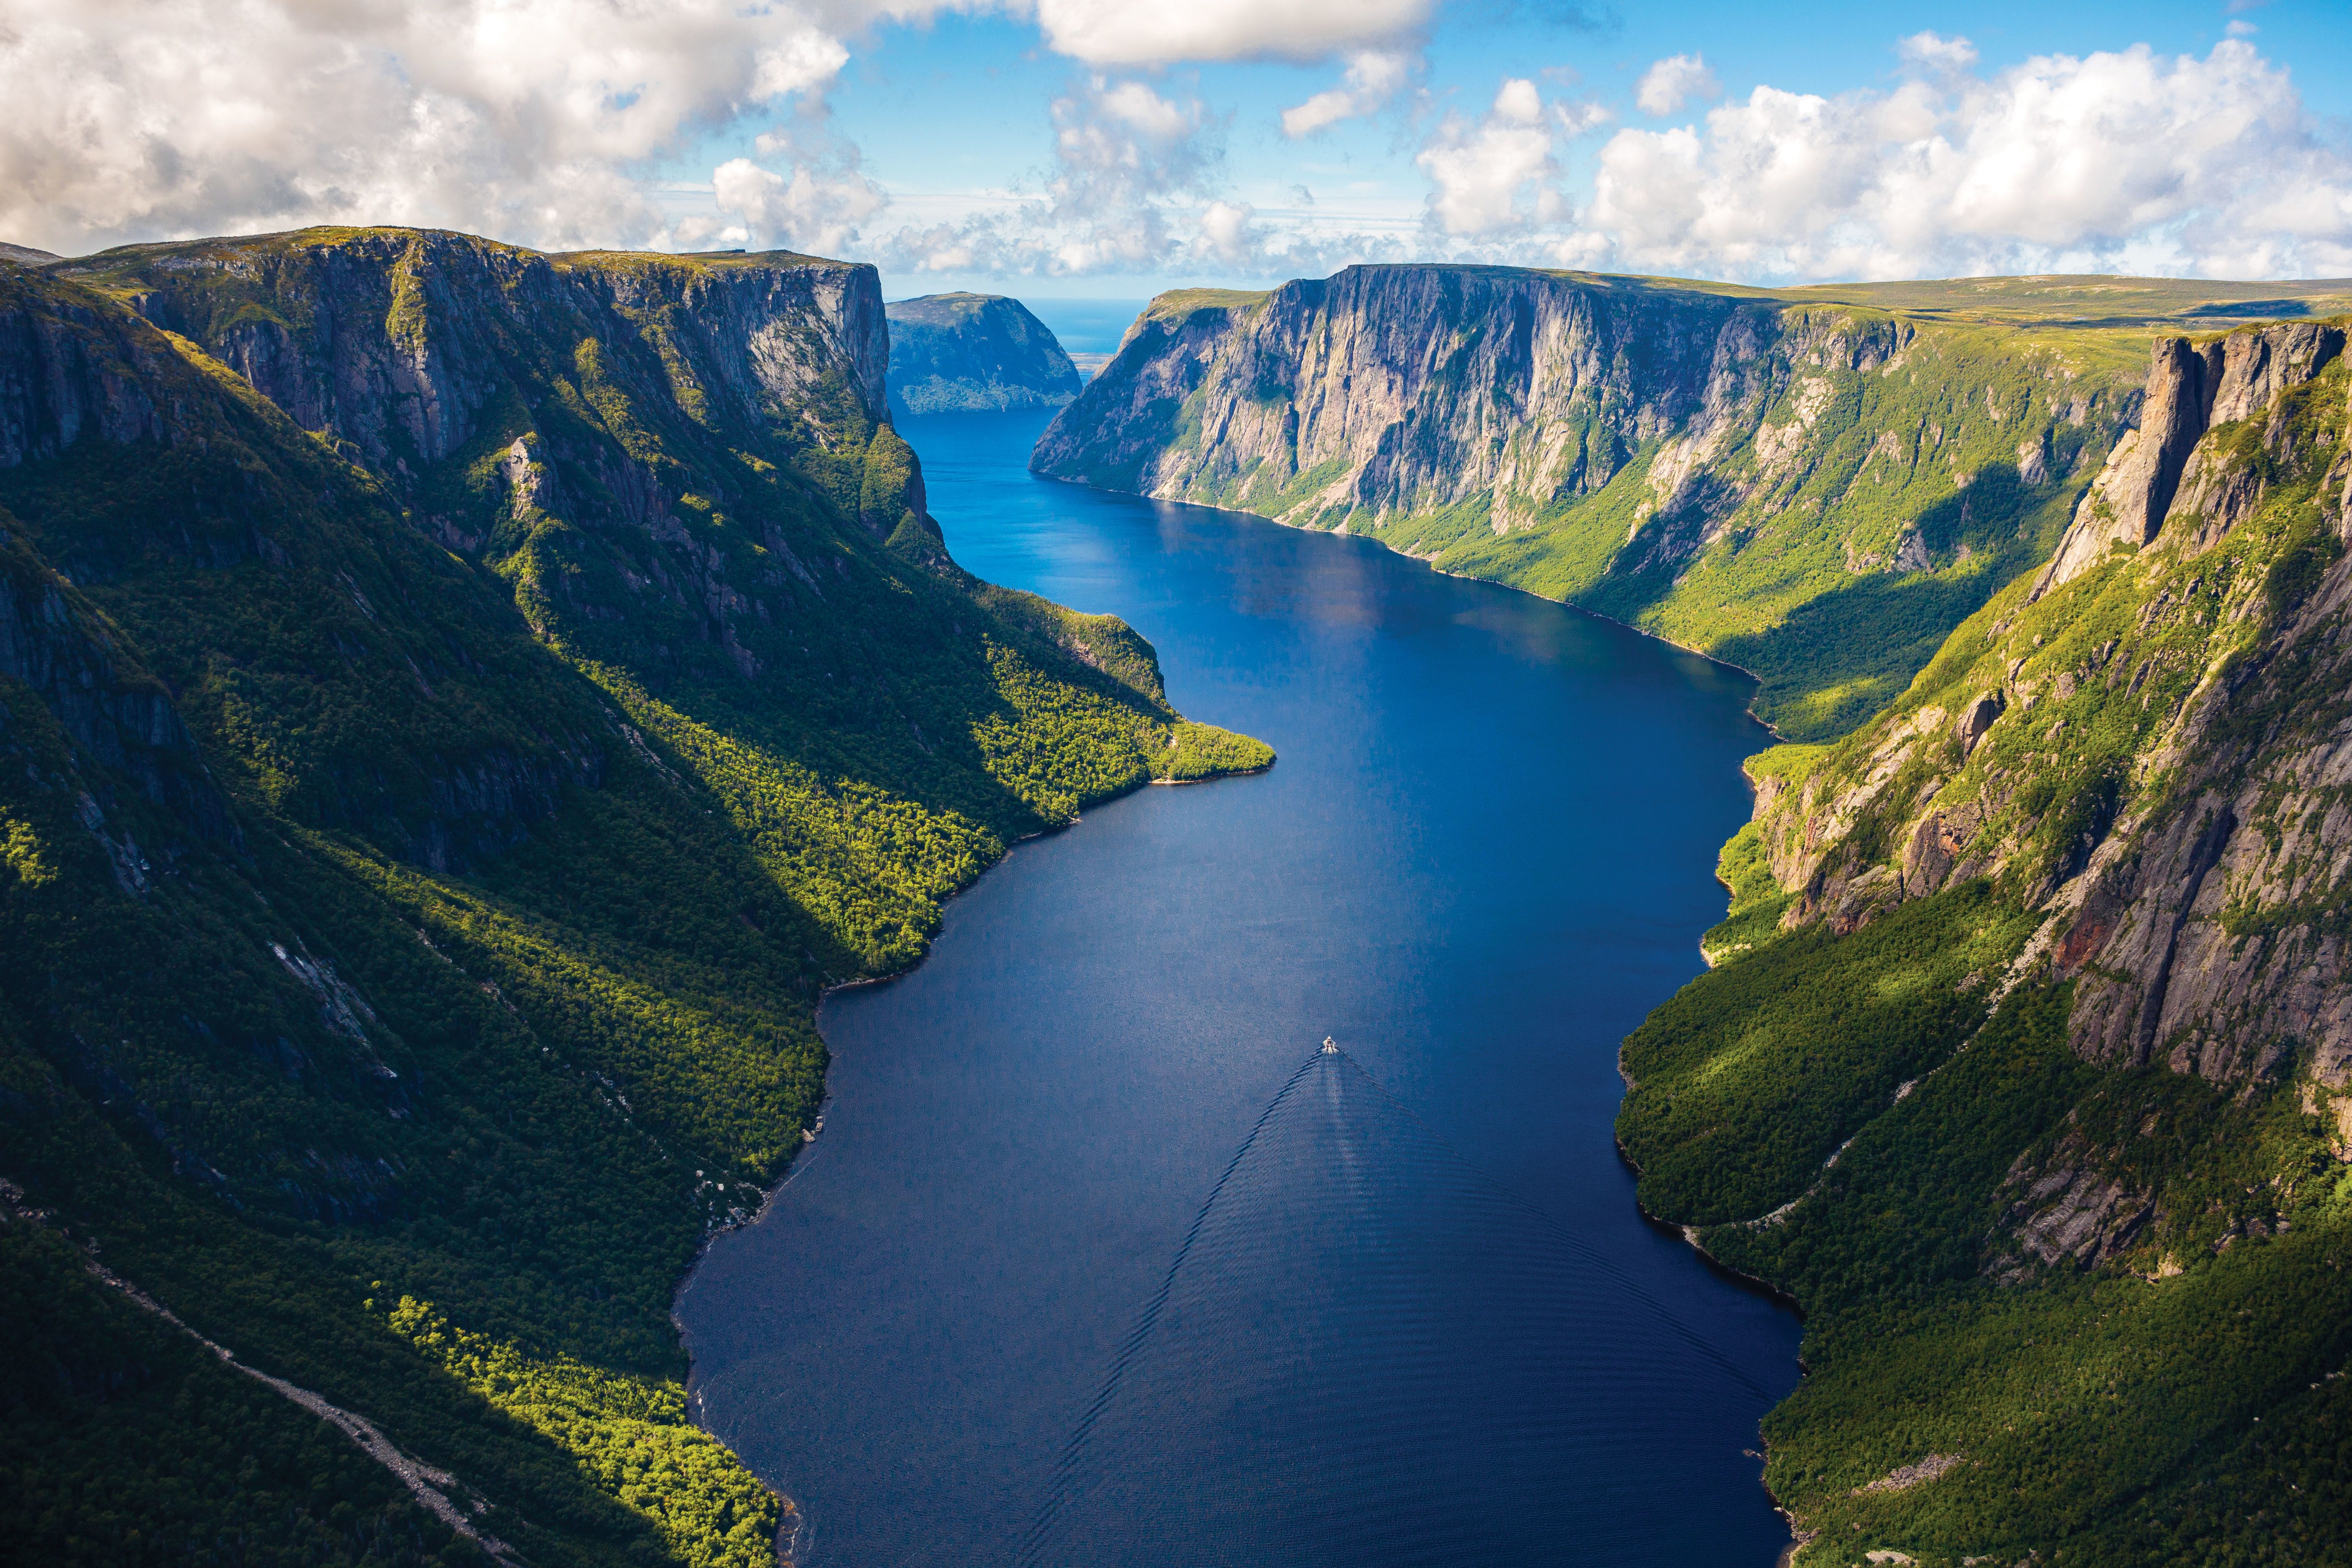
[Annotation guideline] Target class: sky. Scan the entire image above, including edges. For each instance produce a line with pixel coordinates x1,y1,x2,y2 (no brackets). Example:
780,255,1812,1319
3,0,2348,298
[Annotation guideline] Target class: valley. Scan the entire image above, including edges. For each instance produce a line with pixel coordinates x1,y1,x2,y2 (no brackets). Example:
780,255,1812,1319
1042,266,2352,1564
6,229,2351,1568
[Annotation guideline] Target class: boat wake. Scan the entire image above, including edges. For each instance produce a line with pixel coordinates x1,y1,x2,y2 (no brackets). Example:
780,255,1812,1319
1017,1042,1776,1567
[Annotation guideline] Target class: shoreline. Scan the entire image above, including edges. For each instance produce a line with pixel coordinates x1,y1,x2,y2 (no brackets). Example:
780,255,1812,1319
1028,470,1788,744
1611,1136,1808,1320
681,464,1794,1567
1614,1133,1812,1563
669,727,1273,1563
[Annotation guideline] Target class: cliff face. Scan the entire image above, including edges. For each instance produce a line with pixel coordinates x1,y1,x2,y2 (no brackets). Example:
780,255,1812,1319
885,291,1081,416
1035,270,1763,520
4,251,637,869
0,233,1266,1568
1763,321,2352,1088
112,232,887,469
2035,321,2348,592
1620,321,2352,1564
73,232,927,700
1033,266,2146,739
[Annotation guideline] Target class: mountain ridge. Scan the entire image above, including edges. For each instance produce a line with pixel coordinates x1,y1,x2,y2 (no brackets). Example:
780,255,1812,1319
1033,265,2352,741
0,228,1267,1568
1623,317,2352,1565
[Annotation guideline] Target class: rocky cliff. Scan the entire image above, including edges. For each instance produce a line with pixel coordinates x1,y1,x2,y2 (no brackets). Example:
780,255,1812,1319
885,291,1081,416
1619,318,2352,1564
1033,266,2165,739
1758,320,2352,1088
0,231,1266,1568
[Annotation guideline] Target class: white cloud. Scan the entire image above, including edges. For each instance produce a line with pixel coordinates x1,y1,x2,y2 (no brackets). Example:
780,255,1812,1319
1282,90,1361,139
711,136,889,258
867,64,1427,278
1048,77,1209,217
1281,50,1415,137
1195,200,1258,261
16,2,2345,292
1092,79,1197,140
1493,77,1544,126
1417,78,1563,236
1897,31,1979,74
0,0,957,255
1555,100,1616,136
866,74,1222,275
1635,53,1719,116
1564,39,2352,281
1033,0,1434,66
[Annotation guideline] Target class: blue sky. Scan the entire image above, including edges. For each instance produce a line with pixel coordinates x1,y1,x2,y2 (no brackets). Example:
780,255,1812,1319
6,0,2348,292
788,0,2352,295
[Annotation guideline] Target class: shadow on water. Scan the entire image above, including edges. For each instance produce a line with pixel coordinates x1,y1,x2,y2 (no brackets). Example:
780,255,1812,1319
678,407,1803,1568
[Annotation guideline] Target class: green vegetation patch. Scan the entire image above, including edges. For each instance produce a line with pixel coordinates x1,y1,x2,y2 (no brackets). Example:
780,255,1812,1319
1621,884,2037,1224
1695,987,2352,1567
387,1297,779,1568
1161,721,1276,782
1620,330,2352,1564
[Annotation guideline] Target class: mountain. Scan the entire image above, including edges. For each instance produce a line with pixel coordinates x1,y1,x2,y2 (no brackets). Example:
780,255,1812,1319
0,242,59,266
1619,319,2352,1564
1034,264,2352,1558
1032,266,2352,741
886,292,1082,416
0,229,1267,1568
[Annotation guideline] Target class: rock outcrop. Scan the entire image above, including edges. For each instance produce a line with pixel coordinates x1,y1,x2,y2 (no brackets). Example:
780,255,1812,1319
885,292,1080,415
2035,321,2347,593
1749,317,2352,1092
0,521,234,850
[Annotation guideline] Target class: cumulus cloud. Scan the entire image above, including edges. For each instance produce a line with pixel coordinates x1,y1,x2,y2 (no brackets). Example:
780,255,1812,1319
1033,0,1435,66
16,0,2345,291
1634,53,1719,116
1281,50,1416,137
1555,99,1616,136
1194,200,1260,262
0,0,956,255
865,62,1427,279
865,74,1221,275
710,125,890,257
1564,39,2352,281
1417,78,1563,236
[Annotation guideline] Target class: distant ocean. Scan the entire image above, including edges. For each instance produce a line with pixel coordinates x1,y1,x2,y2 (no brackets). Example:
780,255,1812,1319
1022,298,1148,380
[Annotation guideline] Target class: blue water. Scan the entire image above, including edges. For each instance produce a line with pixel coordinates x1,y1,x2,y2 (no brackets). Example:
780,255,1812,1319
677,408,1802,1566
1019,299,1146,356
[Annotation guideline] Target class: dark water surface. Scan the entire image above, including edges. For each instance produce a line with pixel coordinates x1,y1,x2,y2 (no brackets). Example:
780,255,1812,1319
678,409,1803,1567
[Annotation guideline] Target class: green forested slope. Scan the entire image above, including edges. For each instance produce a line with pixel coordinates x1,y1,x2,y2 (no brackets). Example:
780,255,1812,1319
1619,321,2352,1565
0,233,1266,1568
